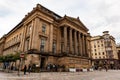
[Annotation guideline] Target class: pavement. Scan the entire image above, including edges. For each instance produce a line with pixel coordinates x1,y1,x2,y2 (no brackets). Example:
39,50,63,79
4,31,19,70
0,70,120,80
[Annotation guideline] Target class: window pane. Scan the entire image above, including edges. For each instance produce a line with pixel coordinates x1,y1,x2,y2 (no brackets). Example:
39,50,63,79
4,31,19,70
42,24,46,34
40,39,46,52
52,41,56,53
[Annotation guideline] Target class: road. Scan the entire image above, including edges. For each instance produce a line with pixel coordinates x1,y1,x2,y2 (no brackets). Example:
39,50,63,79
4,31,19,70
0,70,120,80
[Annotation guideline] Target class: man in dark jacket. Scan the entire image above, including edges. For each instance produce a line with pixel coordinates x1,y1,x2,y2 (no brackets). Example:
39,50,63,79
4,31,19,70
24,65,27,75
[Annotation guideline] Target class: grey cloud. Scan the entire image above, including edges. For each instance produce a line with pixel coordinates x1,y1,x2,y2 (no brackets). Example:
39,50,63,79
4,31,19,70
0,0,120,43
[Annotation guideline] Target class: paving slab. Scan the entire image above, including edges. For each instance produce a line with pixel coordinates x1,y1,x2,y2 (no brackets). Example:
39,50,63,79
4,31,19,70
0,70,120,80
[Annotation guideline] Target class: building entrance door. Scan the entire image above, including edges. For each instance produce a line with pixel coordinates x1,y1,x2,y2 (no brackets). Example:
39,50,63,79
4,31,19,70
40,57,46,70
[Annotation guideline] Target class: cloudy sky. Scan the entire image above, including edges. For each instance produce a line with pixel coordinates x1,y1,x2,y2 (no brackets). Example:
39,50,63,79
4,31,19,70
0,0,120,43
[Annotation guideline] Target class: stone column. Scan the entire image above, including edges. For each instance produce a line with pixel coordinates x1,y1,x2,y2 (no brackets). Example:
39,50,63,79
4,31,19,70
78,32,81,56
85,36,88,57
29,20,34,49
69,28,73,54
82,34,85,56
74,30,77,54
56,28,61,54
49,24,53,53
88,40,91,58
84,36,86,56
64,27,67,53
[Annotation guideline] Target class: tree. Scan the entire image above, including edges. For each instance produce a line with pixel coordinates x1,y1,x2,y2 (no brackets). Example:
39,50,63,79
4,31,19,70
12,52,21,62
0,52,21,63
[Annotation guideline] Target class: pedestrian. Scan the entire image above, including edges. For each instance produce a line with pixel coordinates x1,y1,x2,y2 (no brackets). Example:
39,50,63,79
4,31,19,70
53,64,55,72
105,65,108,72
24,65,27,75
11,65,13,70
28,64,31,74
47,64,50,71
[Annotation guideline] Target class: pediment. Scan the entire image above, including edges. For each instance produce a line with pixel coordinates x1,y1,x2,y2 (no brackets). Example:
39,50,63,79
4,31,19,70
58,15,89,32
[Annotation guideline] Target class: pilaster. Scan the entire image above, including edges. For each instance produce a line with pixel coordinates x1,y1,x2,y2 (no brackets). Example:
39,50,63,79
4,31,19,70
31,17,39,49
49,24,53,52
20,25,27,52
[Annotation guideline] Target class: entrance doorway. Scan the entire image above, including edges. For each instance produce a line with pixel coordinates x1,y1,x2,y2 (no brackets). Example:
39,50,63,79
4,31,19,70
40,57,46,69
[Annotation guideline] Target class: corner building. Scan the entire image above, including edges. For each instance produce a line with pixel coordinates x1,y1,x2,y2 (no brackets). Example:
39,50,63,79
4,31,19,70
116,44,120,68
91,31,118,69
0,4,91,71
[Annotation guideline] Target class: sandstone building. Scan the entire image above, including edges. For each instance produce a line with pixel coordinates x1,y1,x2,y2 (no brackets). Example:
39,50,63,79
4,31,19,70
0,4,91,71
116,44,120,68
91,31,118,69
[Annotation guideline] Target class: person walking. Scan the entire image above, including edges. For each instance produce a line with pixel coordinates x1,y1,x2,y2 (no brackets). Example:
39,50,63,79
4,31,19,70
105,65,108,72
28,64,31,74
24,65,27,75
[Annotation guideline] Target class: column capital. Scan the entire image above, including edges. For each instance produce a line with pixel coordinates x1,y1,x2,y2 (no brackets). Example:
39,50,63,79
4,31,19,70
82,33,87,37
64,26,67,28
63,25,68,28
74,30,77,32
78,32,81,34
69,28,73,30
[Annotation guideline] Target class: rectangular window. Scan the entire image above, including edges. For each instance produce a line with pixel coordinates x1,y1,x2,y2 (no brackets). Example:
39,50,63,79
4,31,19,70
95,53,97,55
42,24,46,34
61,43,64,53
52,41,56,54
40,39,46,52
17,35,18,42
25,38,29,51
27,39,29,50
98,45,100,47
101,44,103,46
94,45,96,48
94,49,96,52
27,25,32,35
99,52,101,55
103,52,104,55
19,33,21,40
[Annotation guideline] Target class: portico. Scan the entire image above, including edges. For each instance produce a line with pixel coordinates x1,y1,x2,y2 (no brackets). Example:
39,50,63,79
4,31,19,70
59,25,89,57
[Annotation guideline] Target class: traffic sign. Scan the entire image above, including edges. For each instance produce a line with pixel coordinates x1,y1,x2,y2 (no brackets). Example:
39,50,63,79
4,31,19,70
20,53,24,58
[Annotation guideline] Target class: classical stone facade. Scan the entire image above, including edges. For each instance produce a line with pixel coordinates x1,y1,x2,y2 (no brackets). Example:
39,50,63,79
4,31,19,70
91,31,118,69
116,44,120,68
0,4,91,71
0,37,5,56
